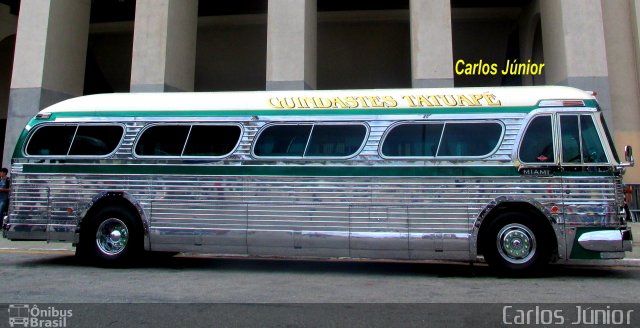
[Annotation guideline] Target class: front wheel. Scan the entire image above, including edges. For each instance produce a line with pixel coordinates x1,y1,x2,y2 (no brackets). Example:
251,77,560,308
482,212,551,273
78,206,142,266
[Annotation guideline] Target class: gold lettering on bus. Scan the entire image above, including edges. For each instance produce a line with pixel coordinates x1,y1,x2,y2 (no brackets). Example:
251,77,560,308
417,95,435,107
438,95,457,106
457,95,477,106
426,95,442,107
402,95,418,107
382,96,398,107
484,93,502,106
367,96,385,108
267,93,502,109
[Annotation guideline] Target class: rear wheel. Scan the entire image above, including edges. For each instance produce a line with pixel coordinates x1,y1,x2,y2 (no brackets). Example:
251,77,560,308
482,212,551,273
77,206,142,266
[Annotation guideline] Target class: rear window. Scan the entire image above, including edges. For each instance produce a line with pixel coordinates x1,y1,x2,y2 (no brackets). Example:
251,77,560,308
135,124,242,158
381,121,503,158
253,123,368,158
26,124,124,157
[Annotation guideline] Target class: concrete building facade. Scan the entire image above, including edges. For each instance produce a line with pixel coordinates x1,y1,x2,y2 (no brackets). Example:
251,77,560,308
0,0,639,184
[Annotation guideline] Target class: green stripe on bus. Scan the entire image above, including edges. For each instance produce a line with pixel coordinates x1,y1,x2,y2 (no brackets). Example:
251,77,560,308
42,106,536,119
19,163,615,177
22,164,524,177
560,170,615,177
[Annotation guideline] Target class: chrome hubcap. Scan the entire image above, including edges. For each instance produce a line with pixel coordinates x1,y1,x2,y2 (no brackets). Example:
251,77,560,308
496,223,536,264
96,218,129,256
110,230,122,242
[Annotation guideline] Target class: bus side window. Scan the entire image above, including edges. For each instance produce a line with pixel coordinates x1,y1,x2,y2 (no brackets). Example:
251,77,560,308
26,125,77,156
382,122,501,158
305,124,367,157
437,122,502,157
519,116,554,163
182,125,241,157
254,125,312,157
381,123,443,157
68,125,124,156
135,125,190,156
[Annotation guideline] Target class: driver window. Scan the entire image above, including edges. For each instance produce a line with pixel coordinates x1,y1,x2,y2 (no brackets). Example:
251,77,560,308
519,115,554,163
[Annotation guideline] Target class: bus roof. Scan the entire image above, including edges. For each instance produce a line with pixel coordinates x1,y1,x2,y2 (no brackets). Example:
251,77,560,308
40,86,596,115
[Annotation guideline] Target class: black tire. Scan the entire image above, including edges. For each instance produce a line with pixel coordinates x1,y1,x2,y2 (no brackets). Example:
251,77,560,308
77,206,142,266
482,212,551,274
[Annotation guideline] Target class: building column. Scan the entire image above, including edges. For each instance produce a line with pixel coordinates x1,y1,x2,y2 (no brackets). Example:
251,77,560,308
3,0,90,167
130,0,198,92
266,0,317,90
539,0,611,123
603,0,640,183
0,3,17,118
633,0,640,101
518,1,545,86
0,4,16,41
410,0,454,88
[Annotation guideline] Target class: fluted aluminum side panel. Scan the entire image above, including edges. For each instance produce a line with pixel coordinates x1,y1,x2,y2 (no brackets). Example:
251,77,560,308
562,175,620,226
8,167,609,260
114,123,145,158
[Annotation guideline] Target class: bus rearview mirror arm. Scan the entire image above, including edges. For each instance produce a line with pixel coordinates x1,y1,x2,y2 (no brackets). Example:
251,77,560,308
620,145,634,168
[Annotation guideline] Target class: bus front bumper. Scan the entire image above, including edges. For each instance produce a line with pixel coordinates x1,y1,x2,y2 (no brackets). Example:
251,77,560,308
577,228,633,253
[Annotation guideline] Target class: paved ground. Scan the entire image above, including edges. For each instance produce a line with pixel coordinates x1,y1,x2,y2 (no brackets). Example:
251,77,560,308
1,249,640,304
2,224,638,327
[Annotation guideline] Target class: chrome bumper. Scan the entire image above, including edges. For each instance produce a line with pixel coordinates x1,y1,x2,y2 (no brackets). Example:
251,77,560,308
577,228,633,252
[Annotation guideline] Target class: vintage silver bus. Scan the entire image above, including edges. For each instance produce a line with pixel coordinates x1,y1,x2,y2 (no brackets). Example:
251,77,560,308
2,86,634,272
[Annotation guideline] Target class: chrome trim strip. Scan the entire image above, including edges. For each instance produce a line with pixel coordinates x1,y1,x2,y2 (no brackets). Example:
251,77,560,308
577,230,624,252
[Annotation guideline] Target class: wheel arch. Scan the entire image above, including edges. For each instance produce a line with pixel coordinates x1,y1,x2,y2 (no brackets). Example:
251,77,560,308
473,196,560,261
77,191,150,251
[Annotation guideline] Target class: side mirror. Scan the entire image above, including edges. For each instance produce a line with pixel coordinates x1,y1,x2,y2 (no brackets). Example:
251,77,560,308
624,145,634,167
